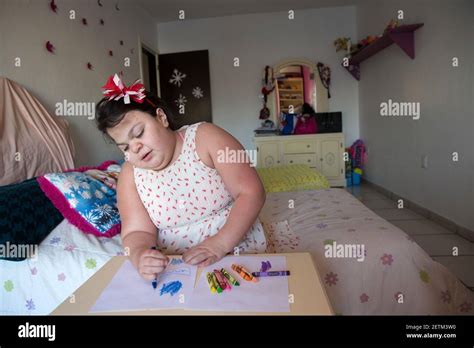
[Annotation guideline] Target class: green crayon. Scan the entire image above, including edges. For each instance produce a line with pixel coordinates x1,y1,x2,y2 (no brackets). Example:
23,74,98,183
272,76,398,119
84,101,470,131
210,272,223,293
220,268,240,286
206,272,217,294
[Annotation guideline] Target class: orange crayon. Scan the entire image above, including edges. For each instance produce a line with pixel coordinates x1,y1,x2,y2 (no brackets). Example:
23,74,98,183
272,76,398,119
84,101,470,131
231,264,258,283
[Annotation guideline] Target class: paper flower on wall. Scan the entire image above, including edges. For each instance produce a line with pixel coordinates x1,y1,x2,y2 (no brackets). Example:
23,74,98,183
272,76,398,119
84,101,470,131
82,18,88,26
98,0,103,7
46,41,55,53
50,0,58,13
87,62,93,70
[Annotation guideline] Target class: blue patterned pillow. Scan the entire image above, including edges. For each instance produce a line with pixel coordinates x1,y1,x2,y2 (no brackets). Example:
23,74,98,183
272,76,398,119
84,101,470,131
37,161,121,237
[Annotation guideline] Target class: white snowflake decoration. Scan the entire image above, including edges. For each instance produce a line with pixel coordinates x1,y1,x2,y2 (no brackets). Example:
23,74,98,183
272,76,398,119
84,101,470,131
192,86,204,99
169,69,186,87
174,94,187,106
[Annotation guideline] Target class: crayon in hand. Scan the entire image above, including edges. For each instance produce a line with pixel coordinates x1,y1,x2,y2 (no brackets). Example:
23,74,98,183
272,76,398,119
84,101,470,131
220,268,240,286
231,264,258,283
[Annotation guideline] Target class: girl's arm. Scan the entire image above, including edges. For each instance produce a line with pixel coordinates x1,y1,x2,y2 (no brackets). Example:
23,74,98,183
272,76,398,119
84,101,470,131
117,162,169,278
182,123,266,266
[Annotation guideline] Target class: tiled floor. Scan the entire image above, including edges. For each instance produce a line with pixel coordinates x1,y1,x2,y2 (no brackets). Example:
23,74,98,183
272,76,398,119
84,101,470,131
345,183,474,291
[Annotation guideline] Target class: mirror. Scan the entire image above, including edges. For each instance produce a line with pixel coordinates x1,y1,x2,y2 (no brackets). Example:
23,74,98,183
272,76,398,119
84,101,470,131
267,58,329,126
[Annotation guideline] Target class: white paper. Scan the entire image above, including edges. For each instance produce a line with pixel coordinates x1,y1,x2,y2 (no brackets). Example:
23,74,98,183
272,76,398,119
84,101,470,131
90,257,197,313
188,255,290,312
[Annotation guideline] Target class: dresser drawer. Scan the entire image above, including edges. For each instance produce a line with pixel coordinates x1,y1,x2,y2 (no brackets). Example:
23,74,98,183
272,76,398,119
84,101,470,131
283,154,317,166
283,141,316,154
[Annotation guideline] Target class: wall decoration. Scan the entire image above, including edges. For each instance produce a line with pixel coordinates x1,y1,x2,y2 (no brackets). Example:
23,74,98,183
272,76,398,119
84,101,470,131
317,62,331,98
100,19,104,25
87,62,93,70
130,48,134,54
159,50,212,128
169,69,186,87
82,18,88,26
97,0,103,7
115,2,120,11
45,41,55,53
108,50,113,57
119,40,123,46
49,0,58,13
192,86,204,99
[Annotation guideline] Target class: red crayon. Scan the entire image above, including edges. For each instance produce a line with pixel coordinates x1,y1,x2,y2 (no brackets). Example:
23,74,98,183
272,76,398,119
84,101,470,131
213,270,228,290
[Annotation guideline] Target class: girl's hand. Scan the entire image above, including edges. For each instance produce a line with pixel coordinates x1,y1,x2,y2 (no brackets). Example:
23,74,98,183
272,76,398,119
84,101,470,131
182,235,229,267
136,247,169,281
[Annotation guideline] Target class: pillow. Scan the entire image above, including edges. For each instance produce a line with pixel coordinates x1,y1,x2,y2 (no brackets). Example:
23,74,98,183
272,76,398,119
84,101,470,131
256,164,330,193
37,161,122,237
0,178,64,261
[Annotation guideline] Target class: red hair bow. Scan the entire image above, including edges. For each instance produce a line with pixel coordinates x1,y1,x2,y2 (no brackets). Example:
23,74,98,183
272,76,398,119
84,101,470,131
101,74,146,104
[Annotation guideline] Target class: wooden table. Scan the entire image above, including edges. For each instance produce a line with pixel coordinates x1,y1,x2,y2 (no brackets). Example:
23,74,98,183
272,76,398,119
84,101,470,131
52,252,333,315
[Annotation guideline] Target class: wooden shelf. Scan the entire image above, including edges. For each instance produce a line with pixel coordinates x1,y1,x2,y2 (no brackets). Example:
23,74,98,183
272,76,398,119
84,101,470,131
343,23,424,81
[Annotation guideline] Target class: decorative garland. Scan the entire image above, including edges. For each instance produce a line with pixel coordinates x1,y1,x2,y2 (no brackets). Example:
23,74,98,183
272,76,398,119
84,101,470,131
317,62,331,98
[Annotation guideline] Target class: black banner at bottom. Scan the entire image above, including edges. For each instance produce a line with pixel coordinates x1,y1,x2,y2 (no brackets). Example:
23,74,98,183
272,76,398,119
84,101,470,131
0,315,472,346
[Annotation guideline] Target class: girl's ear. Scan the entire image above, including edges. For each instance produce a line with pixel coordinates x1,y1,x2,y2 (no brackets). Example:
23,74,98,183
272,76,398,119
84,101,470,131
156,108,169,128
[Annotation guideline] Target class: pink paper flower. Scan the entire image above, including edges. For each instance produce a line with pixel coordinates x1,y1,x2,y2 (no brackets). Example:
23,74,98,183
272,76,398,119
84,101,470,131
459,302,472,313
58,273,66,281
440,290,451,304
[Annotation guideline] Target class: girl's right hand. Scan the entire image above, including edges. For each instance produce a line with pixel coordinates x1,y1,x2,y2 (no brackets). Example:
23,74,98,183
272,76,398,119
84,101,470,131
136,248,169,281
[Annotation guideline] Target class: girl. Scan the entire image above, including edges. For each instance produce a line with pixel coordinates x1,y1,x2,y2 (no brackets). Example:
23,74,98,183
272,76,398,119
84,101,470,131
96,75,267,281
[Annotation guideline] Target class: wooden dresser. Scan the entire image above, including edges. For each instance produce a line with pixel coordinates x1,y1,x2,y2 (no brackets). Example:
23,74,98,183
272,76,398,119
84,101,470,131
254,133,346,187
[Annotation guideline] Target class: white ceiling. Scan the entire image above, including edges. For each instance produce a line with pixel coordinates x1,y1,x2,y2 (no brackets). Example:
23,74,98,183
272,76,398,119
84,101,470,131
136,0,358,23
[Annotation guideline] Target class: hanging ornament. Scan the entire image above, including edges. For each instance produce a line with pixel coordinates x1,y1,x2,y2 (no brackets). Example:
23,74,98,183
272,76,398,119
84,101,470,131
82,18,88,26
317,62,331,98
49,0,58,13
109,50,113,57
97,0,103,7
130,48,134,54
259,65,275,120
119,40,124,46
87,62,93,70
100,19,105,25
45,41,55,53
115,2,120,11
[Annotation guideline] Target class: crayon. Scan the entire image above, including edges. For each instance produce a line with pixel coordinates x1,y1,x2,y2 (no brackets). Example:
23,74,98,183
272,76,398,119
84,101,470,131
252,271,291,277
220,268,240,286
206,272,217,294
214,270,231,291
151,247,158,290
231,264,258,283
210,272,223,293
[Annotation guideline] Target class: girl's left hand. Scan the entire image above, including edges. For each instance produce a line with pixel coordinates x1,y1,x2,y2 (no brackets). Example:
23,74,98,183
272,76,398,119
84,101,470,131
182,234,229,267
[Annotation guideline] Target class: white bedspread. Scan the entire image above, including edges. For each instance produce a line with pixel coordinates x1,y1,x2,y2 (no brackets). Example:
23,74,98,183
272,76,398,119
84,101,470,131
0,220,123,315
259,188,474,315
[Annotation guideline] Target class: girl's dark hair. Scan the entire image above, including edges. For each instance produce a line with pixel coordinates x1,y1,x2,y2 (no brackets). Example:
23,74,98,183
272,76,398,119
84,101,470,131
95,93,177,142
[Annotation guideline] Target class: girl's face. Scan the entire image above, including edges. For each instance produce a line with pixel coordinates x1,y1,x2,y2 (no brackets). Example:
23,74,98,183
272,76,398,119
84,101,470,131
107,108,178,170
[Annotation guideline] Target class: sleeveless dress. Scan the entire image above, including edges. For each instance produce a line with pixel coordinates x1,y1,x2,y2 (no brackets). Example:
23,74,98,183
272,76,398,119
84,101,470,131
133,122,267,255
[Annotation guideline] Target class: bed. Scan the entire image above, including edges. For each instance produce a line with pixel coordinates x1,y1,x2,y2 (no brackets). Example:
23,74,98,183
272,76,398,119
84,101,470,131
2,187,472,315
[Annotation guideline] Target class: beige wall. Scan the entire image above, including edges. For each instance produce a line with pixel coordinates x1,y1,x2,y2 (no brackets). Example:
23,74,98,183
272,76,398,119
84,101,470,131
0,0,159,167
357,0,474,230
